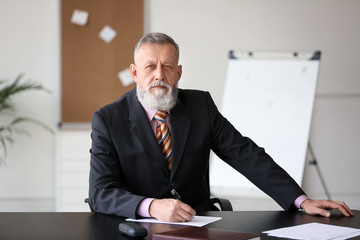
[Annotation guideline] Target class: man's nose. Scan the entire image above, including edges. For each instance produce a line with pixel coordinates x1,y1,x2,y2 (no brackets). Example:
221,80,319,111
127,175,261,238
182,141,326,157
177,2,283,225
154,67,164,80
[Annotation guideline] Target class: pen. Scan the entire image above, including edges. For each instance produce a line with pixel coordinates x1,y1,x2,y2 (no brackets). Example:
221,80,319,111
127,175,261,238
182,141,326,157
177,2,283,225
170,189,182,201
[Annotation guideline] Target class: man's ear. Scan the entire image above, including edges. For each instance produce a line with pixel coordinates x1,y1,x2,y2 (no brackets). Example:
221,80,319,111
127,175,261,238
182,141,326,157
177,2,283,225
130,64,137,83
177,65,182,81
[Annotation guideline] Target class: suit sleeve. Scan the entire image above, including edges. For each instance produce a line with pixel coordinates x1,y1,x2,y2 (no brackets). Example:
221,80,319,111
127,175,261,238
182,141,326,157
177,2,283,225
89,111,145,218
206,92,305,211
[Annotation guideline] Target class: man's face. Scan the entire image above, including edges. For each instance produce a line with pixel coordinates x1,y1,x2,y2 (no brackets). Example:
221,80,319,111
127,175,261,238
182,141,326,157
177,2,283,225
130,43,182,96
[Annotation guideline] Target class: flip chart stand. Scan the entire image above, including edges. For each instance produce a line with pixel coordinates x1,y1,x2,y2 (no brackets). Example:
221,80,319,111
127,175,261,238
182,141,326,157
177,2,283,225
308,143,332,200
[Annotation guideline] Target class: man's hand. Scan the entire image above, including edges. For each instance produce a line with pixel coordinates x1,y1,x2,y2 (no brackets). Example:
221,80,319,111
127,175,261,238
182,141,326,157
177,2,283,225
301,199,354,217
149,199,196,222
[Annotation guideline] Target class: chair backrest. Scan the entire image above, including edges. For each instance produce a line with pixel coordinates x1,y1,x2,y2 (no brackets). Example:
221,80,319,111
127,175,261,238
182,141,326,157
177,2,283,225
210,197,233,211
84,198,95,212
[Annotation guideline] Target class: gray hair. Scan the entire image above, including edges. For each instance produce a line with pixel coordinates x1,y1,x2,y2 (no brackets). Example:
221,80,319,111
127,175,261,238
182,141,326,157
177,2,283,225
134,32,179,62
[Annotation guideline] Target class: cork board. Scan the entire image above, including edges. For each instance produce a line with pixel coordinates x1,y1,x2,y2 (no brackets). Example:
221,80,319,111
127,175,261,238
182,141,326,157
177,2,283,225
61,0,143,123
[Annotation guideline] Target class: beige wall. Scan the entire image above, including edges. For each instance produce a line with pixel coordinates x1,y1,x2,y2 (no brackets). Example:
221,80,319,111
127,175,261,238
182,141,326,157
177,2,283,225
0,0,58,211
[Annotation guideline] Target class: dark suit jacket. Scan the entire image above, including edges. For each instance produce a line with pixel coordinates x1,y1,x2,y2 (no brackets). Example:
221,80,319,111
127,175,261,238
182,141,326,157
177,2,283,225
89,88,305,218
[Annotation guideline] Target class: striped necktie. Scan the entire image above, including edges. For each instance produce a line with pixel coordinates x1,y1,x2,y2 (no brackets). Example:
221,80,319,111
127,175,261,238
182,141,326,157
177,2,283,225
154,110,172,170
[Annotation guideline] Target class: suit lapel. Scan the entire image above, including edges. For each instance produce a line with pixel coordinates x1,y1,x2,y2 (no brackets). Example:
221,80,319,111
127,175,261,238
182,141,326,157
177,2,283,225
170,100,191,180
128,89,170,176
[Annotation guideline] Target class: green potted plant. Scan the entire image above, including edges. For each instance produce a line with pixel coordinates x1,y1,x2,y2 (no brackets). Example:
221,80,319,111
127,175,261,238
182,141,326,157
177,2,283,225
0,74,52,165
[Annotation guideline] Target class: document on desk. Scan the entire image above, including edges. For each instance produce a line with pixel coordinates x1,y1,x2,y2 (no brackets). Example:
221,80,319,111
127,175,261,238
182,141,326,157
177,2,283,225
126,215,221,227
263,222,360,240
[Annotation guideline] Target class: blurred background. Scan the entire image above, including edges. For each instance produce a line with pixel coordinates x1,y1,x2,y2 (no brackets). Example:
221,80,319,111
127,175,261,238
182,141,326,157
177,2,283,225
0,0,359,212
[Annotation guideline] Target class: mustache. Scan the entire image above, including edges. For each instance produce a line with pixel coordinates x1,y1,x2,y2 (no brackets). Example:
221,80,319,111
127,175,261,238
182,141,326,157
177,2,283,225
148,81,171,89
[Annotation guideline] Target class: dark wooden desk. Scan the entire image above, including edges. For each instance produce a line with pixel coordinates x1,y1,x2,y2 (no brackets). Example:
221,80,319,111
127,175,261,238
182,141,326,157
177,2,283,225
0,211,359,240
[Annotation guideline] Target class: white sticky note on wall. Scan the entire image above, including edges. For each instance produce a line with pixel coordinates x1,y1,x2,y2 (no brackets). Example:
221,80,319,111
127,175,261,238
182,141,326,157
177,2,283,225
71,9,89,26
99,25,117,43
118,68,134,87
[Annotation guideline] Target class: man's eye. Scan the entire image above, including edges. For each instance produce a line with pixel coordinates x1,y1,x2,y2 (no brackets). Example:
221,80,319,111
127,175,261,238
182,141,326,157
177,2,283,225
147,65,154,68
164,65,172,69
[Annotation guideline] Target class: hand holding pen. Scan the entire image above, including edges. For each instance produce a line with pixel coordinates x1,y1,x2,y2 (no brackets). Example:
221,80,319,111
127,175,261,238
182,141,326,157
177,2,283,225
148,189,196,222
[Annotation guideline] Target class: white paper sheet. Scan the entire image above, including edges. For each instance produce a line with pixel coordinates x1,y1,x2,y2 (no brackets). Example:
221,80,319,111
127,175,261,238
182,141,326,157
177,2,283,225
118,68,133,87
99,25,117,43
263,222,360,240
126,215,222,227
71,9,89,26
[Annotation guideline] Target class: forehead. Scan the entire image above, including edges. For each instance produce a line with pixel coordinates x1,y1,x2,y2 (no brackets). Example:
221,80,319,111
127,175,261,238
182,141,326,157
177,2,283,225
135,43,178,63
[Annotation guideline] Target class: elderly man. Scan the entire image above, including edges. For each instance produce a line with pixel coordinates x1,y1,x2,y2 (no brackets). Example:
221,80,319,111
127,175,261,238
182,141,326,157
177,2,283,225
89,32,353,222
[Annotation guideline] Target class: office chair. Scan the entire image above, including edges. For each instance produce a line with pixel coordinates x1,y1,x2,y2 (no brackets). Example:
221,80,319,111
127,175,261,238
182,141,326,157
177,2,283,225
209,197,233,211
84,198,95,212
84,197,232,212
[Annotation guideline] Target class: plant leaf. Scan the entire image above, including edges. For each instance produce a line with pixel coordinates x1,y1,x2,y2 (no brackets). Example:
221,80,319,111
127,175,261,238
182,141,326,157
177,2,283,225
0,73,50,113
0,74,53,165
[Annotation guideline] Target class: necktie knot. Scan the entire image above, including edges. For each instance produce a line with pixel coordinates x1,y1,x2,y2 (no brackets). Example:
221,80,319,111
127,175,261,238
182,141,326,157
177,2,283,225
154,110,166,124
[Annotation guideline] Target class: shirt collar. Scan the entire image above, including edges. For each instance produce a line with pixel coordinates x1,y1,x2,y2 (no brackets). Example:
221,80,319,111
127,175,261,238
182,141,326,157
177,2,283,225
142,105,171,122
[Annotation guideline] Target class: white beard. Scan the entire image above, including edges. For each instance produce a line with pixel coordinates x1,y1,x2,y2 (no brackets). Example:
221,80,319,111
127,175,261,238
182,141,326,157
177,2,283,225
137,81,178,110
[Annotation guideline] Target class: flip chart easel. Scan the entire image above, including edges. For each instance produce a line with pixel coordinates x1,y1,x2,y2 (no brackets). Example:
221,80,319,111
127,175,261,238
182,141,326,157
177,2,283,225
210,51,320,198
